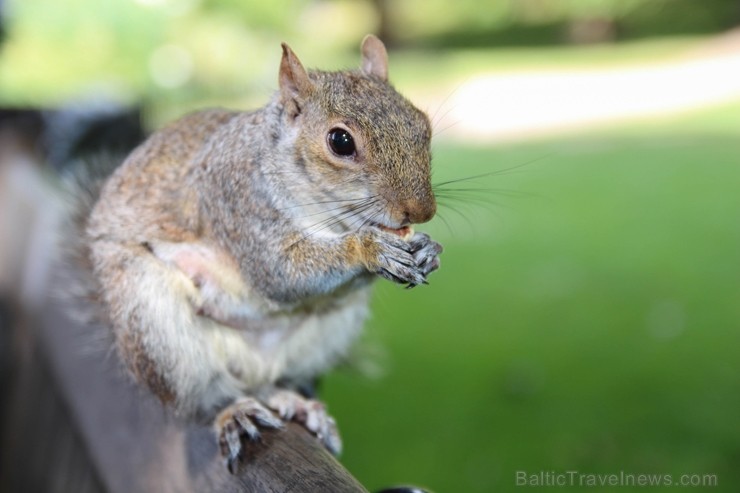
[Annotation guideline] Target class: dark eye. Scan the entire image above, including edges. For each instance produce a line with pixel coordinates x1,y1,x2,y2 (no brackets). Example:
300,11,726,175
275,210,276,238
327,128,356,157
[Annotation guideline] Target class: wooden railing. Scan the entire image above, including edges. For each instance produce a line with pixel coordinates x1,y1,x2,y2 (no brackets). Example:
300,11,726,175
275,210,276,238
0,296,368,492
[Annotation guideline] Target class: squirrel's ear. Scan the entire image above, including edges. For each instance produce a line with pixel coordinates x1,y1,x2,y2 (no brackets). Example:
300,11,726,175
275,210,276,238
279,42,313,115
360,34,388,81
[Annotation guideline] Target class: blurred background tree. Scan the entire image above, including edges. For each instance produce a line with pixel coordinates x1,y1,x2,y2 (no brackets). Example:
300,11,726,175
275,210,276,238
1,0,739,122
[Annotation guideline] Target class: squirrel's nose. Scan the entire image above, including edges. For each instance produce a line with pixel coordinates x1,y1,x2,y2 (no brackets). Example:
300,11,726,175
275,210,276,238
401,195,436,224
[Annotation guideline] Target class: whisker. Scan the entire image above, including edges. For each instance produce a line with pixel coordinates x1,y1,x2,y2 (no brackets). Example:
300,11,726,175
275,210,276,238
279,195,378,211
286,201,380,251
298,205,375,241
434,187,540,198
437,197,507,213
433,119,462,139
433,210,454,236
433,104,458,130
291,197,378,219
348,202,383,233
433,154,552,188
429,78,469,130
304,202,375,233
436,201,476,230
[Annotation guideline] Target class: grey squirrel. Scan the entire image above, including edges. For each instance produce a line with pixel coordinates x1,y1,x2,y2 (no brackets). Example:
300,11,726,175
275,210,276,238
80,34,442,472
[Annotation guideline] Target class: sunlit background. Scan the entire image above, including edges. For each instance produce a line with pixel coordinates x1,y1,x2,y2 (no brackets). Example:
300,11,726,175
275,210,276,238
1,0,739,491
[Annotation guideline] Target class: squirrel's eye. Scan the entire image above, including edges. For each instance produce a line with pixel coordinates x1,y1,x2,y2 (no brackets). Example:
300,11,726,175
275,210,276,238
327,128,356,157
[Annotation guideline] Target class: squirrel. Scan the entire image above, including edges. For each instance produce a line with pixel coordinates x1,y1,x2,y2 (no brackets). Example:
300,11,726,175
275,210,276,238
80,34,442,472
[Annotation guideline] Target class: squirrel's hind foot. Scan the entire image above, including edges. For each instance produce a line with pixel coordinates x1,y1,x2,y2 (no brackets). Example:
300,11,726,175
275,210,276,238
215,396,284,473
214,391,342,473
266,389,342,455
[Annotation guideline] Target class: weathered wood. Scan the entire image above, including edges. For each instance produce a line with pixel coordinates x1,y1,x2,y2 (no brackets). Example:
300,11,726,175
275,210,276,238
0,305,106,493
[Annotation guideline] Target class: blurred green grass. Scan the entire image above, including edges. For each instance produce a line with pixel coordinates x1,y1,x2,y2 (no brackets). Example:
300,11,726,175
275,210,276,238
323,101,740,492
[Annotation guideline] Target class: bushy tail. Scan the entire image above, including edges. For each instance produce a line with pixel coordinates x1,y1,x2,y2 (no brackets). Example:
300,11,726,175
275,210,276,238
53,154,127,325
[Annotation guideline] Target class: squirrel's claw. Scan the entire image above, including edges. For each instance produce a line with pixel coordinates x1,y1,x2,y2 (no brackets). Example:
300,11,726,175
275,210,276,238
215,397,284,473
265,389,342,455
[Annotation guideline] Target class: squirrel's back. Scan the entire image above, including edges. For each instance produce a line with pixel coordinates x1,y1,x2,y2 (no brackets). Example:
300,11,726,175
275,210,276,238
88,109,239,244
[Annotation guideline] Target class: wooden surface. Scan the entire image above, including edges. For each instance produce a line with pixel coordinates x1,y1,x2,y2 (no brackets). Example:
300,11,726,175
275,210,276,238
0,299,368,493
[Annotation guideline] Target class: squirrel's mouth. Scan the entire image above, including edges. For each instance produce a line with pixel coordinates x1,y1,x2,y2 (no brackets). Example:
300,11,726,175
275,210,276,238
375,224,414,240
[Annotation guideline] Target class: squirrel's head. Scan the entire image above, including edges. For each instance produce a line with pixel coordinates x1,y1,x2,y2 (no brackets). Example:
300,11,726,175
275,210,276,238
277,35,436,231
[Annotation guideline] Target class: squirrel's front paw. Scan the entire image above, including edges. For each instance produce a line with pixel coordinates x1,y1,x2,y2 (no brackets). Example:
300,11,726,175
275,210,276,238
214,397,283,473
364,229,443,287
407,232,443,282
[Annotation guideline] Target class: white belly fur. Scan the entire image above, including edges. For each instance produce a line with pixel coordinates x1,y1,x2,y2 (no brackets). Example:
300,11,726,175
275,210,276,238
197,285,372,409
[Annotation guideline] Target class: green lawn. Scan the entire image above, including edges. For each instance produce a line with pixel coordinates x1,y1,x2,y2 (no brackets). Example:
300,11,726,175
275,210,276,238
323,102,740,492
